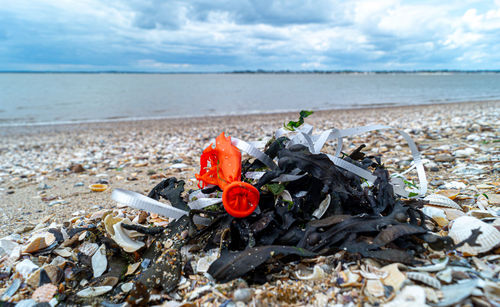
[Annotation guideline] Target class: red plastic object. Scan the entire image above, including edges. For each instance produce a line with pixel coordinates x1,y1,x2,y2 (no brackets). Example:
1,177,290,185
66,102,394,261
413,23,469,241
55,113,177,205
223,182,260,218
196,132,259,218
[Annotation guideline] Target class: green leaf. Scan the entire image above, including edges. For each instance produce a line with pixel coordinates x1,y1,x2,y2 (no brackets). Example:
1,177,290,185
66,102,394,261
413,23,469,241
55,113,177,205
284,110,314,131
266,183,286,195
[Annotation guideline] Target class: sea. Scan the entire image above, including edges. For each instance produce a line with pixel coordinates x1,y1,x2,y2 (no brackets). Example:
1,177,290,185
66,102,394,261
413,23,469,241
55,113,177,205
1,73,500,126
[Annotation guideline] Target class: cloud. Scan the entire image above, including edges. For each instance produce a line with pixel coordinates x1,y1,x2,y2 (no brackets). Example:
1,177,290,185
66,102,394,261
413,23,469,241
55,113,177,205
1,0,500,71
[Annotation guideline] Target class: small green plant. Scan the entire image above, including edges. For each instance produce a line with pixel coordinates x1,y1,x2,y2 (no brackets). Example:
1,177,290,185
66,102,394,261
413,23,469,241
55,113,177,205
284,110,314,131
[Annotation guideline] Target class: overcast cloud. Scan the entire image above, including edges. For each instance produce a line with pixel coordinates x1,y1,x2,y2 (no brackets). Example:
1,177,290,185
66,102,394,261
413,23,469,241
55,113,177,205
1,0,499,71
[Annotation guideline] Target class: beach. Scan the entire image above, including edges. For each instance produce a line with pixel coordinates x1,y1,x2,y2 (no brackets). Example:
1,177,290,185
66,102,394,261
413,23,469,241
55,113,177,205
1,100,498,236
0,100,499,305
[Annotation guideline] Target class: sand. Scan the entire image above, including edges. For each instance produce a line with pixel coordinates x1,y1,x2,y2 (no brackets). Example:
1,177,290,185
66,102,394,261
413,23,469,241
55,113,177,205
0,100,499,237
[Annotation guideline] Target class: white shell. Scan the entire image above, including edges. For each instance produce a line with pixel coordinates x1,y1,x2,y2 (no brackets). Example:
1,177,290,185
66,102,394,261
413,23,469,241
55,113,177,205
295,265,326,281
406,272,441,289
424,194,461,210
410,257,448,272
79,242,99,257
15,259,39,279
448,216,500,255
381,263,406,292
91,244,107,278
195,249,219,274
383,285,427,307
112,221,145,253
422,206,446,218
76,286,113,297
312,195,331,219
436,267,453,283
364,279,385,297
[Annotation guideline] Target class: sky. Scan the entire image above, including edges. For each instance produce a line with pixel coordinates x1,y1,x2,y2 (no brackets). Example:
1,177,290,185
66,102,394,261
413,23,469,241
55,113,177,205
1,0,500,72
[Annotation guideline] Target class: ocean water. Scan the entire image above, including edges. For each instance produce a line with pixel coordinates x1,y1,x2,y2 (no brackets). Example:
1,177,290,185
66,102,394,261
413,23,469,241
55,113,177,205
1,73,500,126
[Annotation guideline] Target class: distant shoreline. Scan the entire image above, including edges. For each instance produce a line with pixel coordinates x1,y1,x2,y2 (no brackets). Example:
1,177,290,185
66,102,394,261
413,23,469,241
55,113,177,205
1,99,499,129
1,70,500,74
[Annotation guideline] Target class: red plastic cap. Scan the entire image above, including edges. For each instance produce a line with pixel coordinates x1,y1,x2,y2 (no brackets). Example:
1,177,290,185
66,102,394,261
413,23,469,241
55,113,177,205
222,181,260,218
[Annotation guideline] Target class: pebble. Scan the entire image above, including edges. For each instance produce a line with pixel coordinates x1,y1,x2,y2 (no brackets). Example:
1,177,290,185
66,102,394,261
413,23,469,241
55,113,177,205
454,148,475,158
434,154,455,162
233,288,252,302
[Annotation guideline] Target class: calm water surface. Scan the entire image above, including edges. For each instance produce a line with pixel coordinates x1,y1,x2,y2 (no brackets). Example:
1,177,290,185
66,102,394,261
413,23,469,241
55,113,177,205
1,73,499,126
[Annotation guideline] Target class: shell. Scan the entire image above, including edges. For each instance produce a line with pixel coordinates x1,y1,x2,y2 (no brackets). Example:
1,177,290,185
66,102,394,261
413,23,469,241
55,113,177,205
195,249,219,274
53,247,73,258
475,194,489,210
424,194,462,210
436,267,453,283
78,242,99,256
482,280,500,303
406,272,441,289
89,183,108,192
383,285,427,307
381,263,406,291
91,244,107,278
23,233,56,254
438,279,478,306
295,265,326,281
339,270,362,287
16,259,39,279
410,257,448,272
312,194,331,219
31,283,58,302
104,214,123,236
448,216,500,255
467,210,495,219
76,286,113,297
364,279,385,297
112,221,145,253
125,262,141,276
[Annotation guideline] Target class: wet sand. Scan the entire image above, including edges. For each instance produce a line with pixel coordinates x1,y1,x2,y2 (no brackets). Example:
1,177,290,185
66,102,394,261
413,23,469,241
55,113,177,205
0,100,499,237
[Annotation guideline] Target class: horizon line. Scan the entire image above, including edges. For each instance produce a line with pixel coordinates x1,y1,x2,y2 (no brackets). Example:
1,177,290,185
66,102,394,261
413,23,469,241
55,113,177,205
1,69,500,74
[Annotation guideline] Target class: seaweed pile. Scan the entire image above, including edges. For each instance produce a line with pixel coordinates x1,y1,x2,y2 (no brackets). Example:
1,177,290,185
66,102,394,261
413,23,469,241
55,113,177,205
1,113,499,306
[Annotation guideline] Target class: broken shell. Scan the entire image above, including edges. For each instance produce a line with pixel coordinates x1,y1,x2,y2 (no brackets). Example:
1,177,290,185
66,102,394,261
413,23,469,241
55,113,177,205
295,264,326,280
53,247,73,258
76,286,113,297
384,285,427,307
436,267,453,283
339,270,362,287
381,263,406,292
16,259,39,279
23,233,56,254
406,272,441,289
312,194,331,219
364,279,385,297
482,280,500,303
78,242,99,257
104,214,123,236
436,189,460,200
31,283,58,302
424,194,462,210
467,210,495,219
410,257,448,272
111,221,145,253
195,249,219,274
448,216,500,255
437,279,478,306
43,265,63,284
125,262,141,276
91,244,107,278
